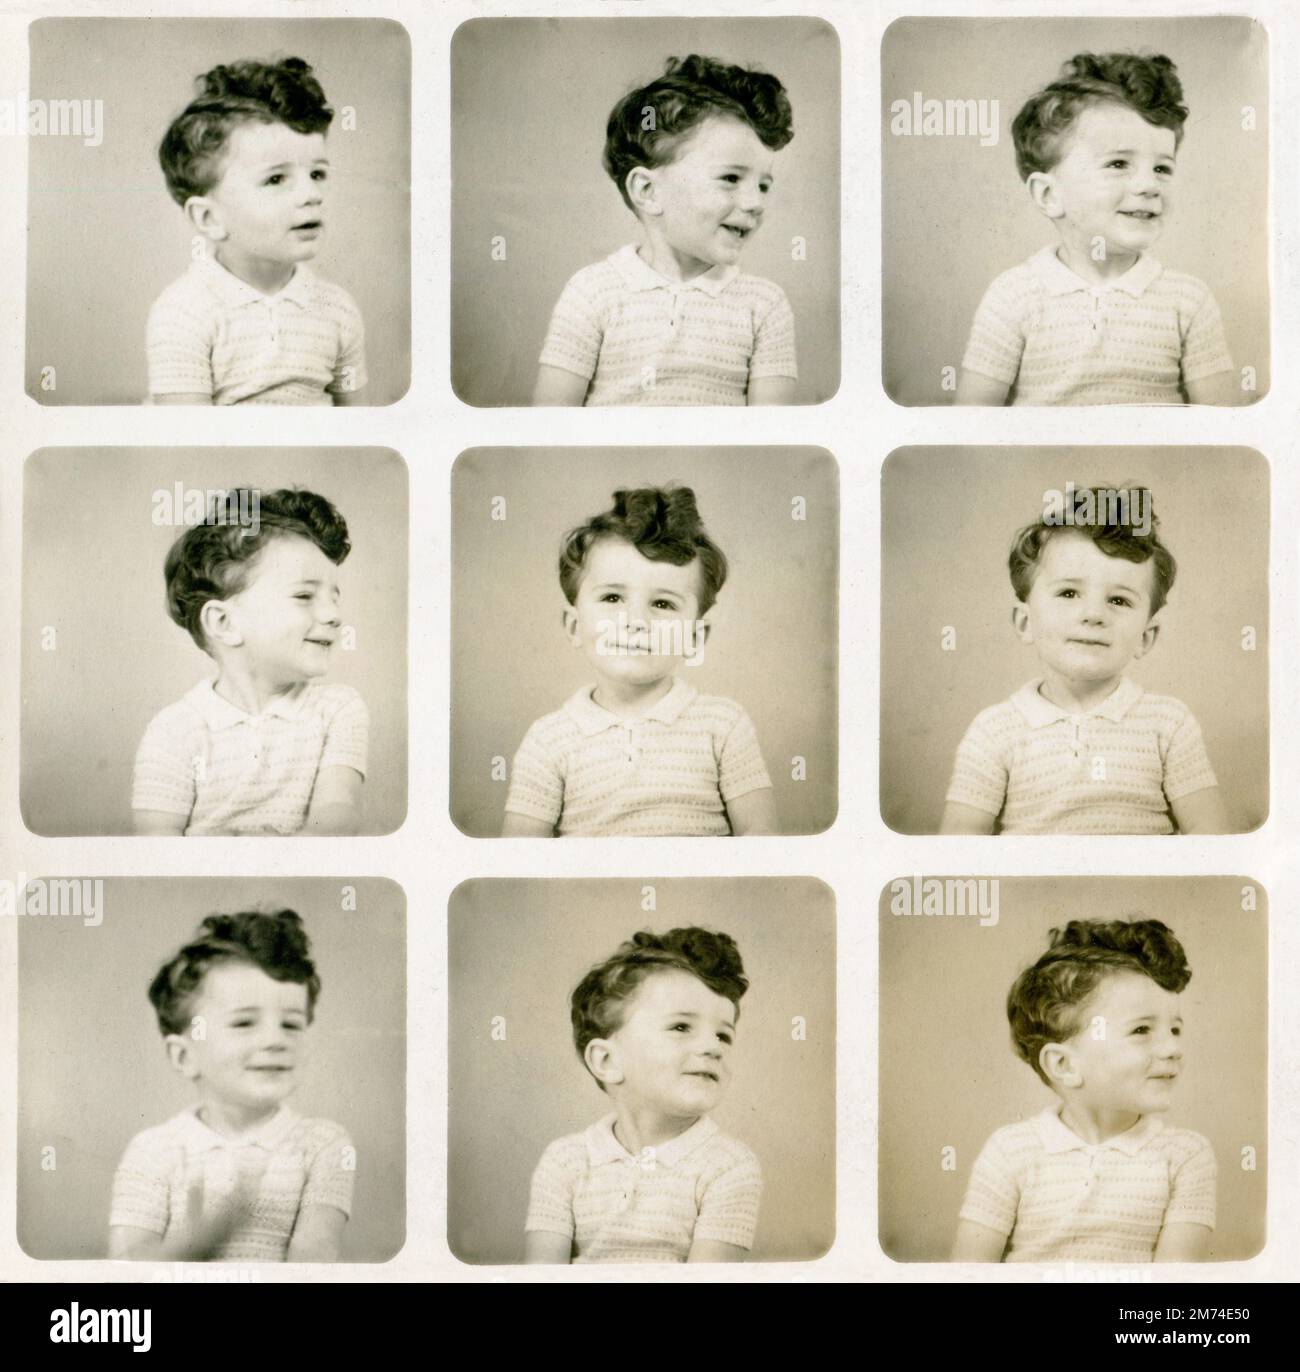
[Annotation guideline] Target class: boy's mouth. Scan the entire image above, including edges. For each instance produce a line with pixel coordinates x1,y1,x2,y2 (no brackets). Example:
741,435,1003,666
685,1069,720,1082
1118,210,1159,220
1068,637,1110,647
304,635,334,647
721,223,752,240
292,219,323,233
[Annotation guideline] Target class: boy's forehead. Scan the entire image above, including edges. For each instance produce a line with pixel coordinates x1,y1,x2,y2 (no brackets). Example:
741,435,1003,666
247,534,338,585
669,114,774,172
1079,968,1179,1021
195,960,308,1012
623,967,736,1024
581,537,701,599
1036,531,1156,597
219,120,328,175
1062,103,1177,159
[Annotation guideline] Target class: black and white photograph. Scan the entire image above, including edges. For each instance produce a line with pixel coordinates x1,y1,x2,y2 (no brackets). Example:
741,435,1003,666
450,447,838,838
451,16,840,406
879,875,1267,1264
447,878,835,1265
16,876,406,1264
882,17,1268,406
880,447,1268,835
25,17,411,406
20,447,408,837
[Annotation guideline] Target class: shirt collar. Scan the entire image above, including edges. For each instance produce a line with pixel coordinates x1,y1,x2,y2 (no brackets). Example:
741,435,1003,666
1030,244,1163,298
611,242,738,297
562,677,697,736
1033,1105,1164,1156
196,254,316,308
1010,676,1144,728
584,1112,720,1169
179,1105,298,1154
187,679,308,731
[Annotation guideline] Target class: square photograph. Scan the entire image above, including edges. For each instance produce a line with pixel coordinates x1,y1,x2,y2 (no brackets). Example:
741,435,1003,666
450,447,838,838
21,447,408,837
25,17,411,406
880,447,1268,835
447,877,836,1265
882,17,1268,406
451,16,840,406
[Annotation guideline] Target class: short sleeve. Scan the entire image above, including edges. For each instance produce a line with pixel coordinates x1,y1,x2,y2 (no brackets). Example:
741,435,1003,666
320,690,369,778
146,287,216,399
945,714,1010,817
301,1125,355,1218
327,295,368,397
1162,710,1218,803
524,1141,578,1238
747,288,797,382
957,1132,1019,1239
109,1133,171,1236
693,1149,763,1250
132,711,201,820
961,276,1026,386
538,274,602,382
1163,1135,1216,1231
717,708,772,804
504,722,564,828
1180,289,1233,386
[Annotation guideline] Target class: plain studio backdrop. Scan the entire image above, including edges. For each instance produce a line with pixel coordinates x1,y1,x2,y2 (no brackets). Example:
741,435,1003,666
449,446,839,837
881,16,1269,405
879,447,1269,834
25,17,411,406
878,876,1268,1263
446,878,837,1264
17,877,407,1263
20,447,409,836
451,16,841,406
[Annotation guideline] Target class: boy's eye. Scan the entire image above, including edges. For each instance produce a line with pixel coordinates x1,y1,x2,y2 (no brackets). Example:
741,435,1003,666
652,600,678,611
265,173,285,186
599,592,623,604
311,169,328,182
721,174,741,184
1106,159,1129,170
1109,596,1133,608
1156,164,1174,176
1057,588,1077,599
718,1032,733,1046
670,1022,690,1032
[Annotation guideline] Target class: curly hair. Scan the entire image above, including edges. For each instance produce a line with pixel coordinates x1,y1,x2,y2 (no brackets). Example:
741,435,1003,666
1007,918,1190,1084
148,908,321,1037
164,487,351,651
159,56,333,206
604,54,793,211
558,485,727,615
1008,483,1176,616
1012,52,1187,181
571,927,748,1087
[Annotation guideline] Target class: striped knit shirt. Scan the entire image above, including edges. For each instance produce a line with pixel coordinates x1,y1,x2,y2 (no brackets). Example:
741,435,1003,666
962,246,1232,405
504,677,772,837
132,679,368,836
526,1114,762,1263
110,1106,354,1264
945,677,1217,835
538,243,797,406
147,257,367,405
959,1107,1216,1264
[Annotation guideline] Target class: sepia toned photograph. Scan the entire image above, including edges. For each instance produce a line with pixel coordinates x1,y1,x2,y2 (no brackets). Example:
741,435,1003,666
447,877,836,1265
20,447,409,837
878,875,1267,1264
16,877,406,1264
880,447,1268,835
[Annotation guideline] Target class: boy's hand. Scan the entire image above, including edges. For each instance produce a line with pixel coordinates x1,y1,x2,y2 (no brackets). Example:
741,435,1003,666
162,1170,264,1262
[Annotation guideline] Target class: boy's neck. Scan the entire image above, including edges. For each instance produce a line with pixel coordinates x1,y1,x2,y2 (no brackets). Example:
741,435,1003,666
636,235,716,284
610,1099,702,1156
214,244,298,296
213,664,303,717
1053,238,1142,286
1057,1098,1144,1146
1037,672,1125,716
591,673,677,719
197,1096,283,1140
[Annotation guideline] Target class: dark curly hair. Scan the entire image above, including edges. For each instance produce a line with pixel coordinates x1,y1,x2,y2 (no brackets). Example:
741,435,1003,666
148,909,321,1037
1012,53,1187,181
559,485,728,615
164,487,351,652
1007,918,1190,1084
1008,483,1176,616
571,927,748,1087
159,56,333,206
604,54,793,211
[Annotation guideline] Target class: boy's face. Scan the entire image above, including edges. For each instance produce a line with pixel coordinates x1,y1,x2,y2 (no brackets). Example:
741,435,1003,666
603,969,736,1119
641,114,776,272
1014,531,1158,688
1057,971,1184,1116
565,536,706,689
219,534,342,686
169,961,310,1115
1032,102,1176,259
200,120,329,267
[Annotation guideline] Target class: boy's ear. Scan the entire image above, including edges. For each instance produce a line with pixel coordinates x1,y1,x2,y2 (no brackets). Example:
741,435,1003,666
683,617,710,667
562,605,580,646
1135,619,1161,659
184,195,228,243
626,167,661,217
1027,171,1065,220
164,1033,201,1080
199,599,242,649
583,1037,623,1088
1011,602,1033,643
1039,1042,1081,1089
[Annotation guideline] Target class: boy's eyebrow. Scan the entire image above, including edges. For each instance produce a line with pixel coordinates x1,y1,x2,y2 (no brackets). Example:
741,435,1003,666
1047,574,1146,594
665,1010,737,1029
260,157,331,170
590,581,685,597
716,162,775,180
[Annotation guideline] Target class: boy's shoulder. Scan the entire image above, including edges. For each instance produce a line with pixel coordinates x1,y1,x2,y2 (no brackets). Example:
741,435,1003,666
535,1115,759,1179
977,1110,1213,1168
524,683,753,742
983,248,1217,308
967,680,1196,734
119,1108,350,1164
561,246,789,308
149,259,361,320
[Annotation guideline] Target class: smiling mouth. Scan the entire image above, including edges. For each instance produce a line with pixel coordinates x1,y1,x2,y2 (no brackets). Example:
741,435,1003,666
304,637,334,647
722,224,752,239
1119,210,1159,219
686,1070,720,1082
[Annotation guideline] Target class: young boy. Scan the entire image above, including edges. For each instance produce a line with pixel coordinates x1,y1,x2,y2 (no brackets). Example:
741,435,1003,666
502,485,776,836
953,918,1215,1263
940,484,1228,835
957,53,1236,407
132,488,368,836
148,57,367,405
525,926,762,1263
109,909,353,1263
534,54,797,407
